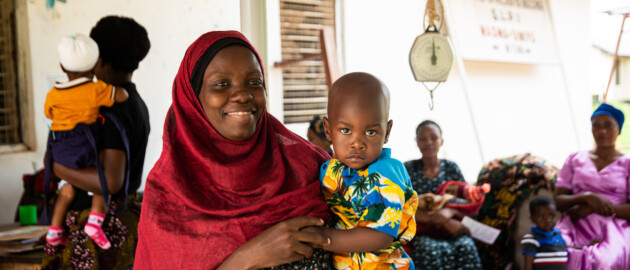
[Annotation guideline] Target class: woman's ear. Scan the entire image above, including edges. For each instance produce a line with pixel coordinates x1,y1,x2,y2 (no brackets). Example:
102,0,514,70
323,116,332,142
384,120,393,144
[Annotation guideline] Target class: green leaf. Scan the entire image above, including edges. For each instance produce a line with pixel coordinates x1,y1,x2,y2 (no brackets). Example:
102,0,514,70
361,203,386,222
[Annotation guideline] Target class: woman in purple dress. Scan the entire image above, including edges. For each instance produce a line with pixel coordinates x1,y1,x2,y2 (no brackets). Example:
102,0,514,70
554,103,630,270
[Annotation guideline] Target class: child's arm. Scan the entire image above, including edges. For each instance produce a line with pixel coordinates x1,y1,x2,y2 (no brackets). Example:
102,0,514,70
301,226,394,253
523,253,534,270
521,234,538,270
113,86,129,103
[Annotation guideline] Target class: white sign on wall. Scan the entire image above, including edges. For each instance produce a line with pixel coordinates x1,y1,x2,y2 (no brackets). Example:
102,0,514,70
447,0,558,64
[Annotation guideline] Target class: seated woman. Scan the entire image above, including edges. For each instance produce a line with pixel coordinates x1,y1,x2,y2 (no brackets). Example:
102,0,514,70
134,31,331,269
554,103,630,270
404,120,482,269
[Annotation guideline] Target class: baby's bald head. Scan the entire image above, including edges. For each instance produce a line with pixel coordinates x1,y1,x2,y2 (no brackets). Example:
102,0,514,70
327,72,390,119
324,72,393,169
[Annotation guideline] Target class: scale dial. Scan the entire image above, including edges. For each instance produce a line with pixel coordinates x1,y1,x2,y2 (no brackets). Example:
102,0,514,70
409,32,453,82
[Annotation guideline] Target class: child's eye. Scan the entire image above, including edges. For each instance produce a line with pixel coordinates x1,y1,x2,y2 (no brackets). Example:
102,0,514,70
340,128,351,134
365,130,376,136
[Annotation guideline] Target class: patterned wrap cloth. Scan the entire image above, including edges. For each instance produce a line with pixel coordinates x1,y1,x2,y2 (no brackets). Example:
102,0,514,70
474,153,558,270
41,195,140,270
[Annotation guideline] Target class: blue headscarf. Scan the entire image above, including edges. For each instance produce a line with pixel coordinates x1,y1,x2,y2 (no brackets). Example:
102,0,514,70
591,103,624,132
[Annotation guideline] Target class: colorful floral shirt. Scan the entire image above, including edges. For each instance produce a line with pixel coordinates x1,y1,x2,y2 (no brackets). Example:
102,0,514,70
320,148,418,270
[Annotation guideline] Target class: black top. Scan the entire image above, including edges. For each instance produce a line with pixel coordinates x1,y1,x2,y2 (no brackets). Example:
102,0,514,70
100,82,150,194
69,82,150,210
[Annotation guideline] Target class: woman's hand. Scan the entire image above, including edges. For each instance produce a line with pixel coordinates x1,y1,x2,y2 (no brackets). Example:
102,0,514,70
442,218,470,237
583,192,614,216
567,204,593,221
429,208,455,227
218,216,330,270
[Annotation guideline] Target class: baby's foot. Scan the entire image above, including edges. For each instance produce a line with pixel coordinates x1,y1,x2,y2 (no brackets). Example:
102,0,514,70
46,226,66,246
84,212,111,249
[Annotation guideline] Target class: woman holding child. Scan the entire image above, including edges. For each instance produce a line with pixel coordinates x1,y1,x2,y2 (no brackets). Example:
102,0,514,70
554,103,630,269
42,16,151,270
134,31,333,269
405,120,482,269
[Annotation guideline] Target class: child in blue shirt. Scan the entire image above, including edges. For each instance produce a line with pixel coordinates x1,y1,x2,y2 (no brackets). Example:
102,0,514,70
304,72,418,270
521,195,567,270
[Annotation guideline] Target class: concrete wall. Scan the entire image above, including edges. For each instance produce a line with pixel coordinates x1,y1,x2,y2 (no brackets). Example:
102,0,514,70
0,0,240,224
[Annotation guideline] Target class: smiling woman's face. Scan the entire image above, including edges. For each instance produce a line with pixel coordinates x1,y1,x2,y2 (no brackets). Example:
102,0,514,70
198,45,266,141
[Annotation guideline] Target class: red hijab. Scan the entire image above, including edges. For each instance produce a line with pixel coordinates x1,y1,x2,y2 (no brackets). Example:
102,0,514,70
134,31,330,269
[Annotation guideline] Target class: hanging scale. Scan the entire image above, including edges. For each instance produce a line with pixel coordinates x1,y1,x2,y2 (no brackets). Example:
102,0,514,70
409,0,454,110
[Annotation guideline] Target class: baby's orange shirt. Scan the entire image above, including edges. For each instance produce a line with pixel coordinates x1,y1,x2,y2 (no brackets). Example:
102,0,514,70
44,77,116,131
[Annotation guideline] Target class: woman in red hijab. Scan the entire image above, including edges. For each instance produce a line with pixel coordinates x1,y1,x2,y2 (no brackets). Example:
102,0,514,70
134,31,332,269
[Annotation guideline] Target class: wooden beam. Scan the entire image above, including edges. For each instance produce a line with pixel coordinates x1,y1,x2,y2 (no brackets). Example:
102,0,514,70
319,26,340,88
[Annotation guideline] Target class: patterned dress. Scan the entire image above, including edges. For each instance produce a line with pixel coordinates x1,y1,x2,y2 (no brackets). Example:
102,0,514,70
404,159,482,270
320,148,418,269
41,195,140,270
267,249,331,270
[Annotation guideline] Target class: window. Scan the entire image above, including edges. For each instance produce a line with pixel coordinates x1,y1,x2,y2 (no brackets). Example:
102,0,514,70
279,0,335,124
0,0,21,145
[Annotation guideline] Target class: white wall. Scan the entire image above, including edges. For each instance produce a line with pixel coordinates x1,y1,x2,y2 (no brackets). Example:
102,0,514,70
339,0,592,182
0,0,240,224
0,0,595,224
